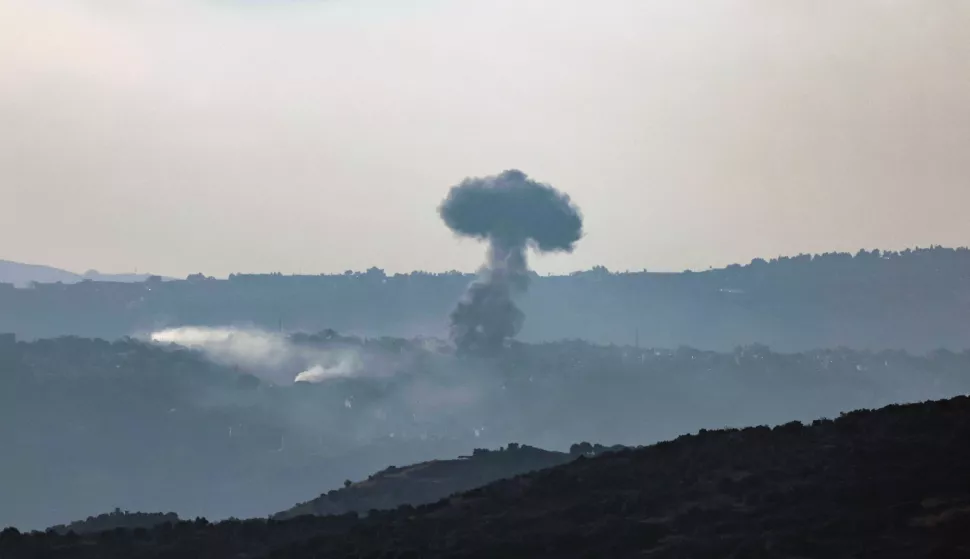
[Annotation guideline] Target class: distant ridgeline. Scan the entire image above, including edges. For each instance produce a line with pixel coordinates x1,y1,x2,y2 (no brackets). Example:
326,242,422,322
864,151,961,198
4,246,970,351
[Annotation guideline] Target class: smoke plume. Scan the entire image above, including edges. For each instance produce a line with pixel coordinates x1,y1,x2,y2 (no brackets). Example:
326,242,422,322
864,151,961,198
439,169,583,353
149,326,363,384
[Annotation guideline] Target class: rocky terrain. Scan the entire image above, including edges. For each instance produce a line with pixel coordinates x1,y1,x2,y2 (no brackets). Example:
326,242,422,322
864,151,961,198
4,396,970,558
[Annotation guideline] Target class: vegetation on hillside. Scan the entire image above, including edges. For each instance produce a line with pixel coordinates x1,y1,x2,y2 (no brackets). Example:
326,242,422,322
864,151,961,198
2,332,968,529
5,246,970,350
48,510,179,536
4,396,969,558
275,442,626,520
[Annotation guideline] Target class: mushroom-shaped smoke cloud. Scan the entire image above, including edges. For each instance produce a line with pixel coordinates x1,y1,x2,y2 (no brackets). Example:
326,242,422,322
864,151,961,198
439,169,584,354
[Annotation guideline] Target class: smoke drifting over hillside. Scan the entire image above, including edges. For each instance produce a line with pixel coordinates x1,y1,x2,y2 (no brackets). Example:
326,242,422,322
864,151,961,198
147,326,504,462
439,170,583,353
150,327,363,384
10,331,970,531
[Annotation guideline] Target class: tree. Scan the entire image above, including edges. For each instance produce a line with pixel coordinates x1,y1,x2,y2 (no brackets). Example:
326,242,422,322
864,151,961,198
570,442,594,456
0,526,22,544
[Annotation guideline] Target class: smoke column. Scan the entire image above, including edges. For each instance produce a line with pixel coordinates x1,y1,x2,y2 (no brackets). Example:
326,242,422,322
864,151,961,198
438,169,584,353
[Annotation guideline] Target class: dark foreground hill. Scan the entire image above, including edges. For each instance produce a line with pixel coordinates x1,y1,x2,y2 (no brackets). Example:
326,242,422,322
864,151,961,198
6,396,970,558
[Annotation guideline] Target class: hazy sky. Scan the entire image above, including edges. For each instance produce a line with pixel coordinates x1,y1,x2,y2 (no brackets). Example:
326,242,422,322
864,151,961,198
2,1,969,277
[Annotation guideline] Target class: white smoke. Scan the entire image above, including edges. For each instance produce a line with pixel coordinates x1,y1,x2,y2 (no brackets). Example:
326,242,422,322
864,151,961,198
149,326,363,384
150,327,291,368
294,357,362,383
147,325,505,448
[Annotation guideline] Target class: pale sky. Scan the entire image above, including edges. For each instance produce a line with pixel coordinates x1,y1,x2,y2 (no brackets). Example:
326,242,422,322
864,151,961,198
2,0,969,277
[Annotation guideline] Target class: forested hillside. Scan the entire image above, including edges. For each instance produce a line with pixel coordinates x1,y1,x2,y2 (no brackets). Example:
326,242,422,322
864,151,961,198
2,332,968,529
5,396,970,558
274,443,578,520
4,247,970,350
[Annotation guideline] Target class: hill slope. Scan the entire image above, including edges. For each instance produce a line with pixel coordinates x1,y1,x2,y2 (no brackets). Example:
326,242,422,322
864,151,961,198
275,444,572,520
275,443,623,520
5,333,970,529
5,396,970,558
5,246,970,350
0,260,82,287
48,510,179,535
0,259,167,288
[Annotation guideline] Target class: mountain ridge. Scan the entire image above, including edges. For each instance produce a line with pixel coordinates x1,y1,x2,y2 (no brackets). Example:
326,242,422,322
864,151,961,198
0,259,169,287
5,246,970,350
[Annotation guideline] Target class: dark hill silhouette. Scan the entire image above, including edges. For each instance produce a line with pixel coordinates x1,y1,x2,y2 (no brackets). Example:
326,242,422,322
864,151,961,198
48,510,179,535
5,246,970,350
275,443,625,520
5,396,970,558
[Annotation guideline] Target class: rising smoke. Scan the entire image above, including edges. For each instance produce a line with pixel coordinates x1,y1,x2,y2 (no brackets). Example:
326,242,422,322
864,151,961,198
439,170,584,353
